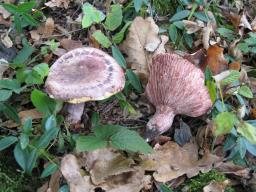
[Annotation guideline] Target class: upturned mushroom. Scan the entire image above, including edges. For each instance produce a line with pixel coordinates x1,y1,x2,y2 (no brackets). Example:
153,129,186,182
45,47,125,124
145,53,212,141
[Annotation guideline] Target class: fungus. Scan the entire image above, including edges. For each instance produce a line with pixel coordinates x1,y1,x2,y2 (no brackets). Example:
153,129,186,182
45,47,125,124
145,53,212,141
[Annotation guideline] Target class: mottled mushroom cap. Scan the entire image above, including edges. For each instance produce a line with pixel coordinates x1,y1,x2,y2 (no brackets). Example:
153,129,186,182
45,47,125,103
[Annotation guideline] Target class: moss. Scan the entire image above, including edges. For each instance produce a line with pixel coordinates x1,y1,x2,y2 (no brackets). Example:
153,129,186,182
152,0,178,16
179,170,235,192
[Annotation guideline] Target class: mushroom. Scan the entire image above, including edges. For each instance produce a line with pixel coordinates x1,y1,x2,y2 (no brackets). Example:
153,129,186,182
145,53,212,141
45,47,125,125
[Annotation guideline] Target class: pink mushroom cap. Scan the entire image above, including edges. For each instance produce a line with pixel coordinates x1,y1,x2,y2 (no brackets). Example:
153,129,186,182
145,53,212,140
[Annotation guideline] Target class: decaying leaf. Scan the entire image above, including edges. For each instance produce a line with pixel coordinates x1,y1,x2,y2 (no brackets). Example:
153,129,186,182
121,17,166,83
143,141,221,182
202,23,214,50
201,45,228,75
45,0,72,9
203,180,230,192
60,38,83,51
61,149,151,192
183,20,204,34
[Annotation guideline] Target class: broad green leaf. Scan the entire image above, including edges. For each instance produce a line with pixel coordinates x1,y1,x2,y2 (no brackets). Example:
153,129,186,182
26,148,38,174
112,22,131,44
168,24,177,43
237,122,256,144
17,1,36,13
82,3,105,28
35,127,59,149
134,0,148,12
13,39,34,64
217,28,235,40
173,21,184,29
111,45,126,68
22,117,32,133
0,136,18,151
184,33,193,48
221,70,240,86
31,89,56,115
44,115,57,132
237,43,249,53
104,4,122,31
237,137,246,159
111,129,153,154
1,103,20,123
0,89,12,101
238,85,253,98
22,13,38,26
126,69,142,93
14,143,27,171
213,112,237,136
40,163,58,178
244,138,256,156
25,70,44,84
33,63,49,78
93,124,125,139
170,10,190,22
194,12,208,22
20,133,29,149
14,15,22,33
0,79,21,92
76,136,107,152
92,30,112,48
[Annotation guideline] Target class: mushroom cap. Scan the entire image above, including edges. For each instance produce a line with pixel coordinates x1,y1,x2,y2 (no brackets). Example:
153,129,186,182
45,47,125,103
146,53,212,117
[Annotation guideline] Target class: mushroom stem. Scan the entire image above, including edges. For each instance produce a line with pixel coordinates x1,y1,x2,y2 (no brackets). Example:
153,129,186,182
145,105,175,141
65,103,85,124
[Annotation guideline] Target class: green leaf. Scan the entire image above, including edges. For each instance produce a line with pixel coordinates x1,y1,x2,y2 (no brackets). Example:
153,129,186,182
221,70,240,86
33,63,49,78
194,12,208,22
237,122,256,144
76,136,107,152
26,148,38,174
169,24,177,43
17,1,36,13
0,89,12,101
237,137,246,159
1,103,20,123
112,22,131,44
44,115,57,132
40,163,58,178
160,184,174,192
134,0,147,12
82,3,105,28
23,117,32,134
238,85,253,98
92,30,112,48
104,4,122,31
213,112,237,136
93,124,125,139
13,39,34,64
170,10,190,22
126,69,142,93
217,28,235,39
35,127,59,149
59,185,69,192
237,43,249,53
22,13,38,26
14,143,27,171
31,89,56,115
0,3,18,14
111,129,153,154
20,133,29,149
184,33,193,48
91,112,100,127
0,79,21,92
206,80,217,102
0,136,18,151
111,45,126,68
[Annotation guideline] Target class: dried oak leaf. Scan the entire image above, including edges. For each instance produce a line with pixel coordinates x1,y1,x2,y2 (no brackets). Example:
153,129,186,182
142,141,221,182
121,17,166,83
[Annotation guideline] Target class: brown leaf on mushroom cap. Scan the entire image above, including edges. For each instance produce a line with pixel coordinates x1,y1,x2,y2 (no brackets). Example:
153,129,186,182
45,47,125,103
145,53,212,139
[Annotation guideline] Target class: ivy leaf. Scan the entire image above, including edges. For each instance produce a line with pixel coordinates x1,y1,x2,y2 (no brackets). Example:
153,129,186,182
213,112,237,136
104,4,123,31
237,122,256,144
238,85,253,98
170,10,190,22
76,136,107,152
92,30,112,48
111,129,153,154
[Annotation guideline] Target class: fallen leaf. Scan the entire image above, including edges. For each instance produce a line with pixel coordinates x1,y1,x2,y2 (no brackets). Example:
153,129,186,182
121,17,164,83
229,61,241,71
45,0,72,9
1,33,13,48
201,45,228,75
182,48,207,67
30,30,41,41
202,23,214,50
60,38,83,51
143,141,221,182
183,20,204,34
43,18,55,37
48,170,61,192
203,180,230,192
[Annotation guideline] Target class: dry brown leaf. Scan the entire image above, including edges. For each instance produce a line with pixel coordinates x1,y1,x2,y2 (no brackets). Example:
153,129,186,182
43,18,55,37
143,141,221,182
48,171,61,192
182,48,207,67
61,149,151,192
60,39,83,51
229,61,241,71
30,30,41,41
203,180,230,192
201,45,228,75
45,0,72,9
202,23,214,50
121,17,164,83
183,20,204,34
